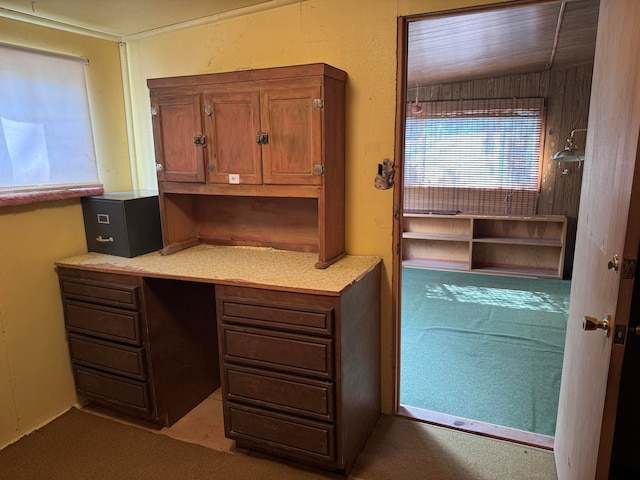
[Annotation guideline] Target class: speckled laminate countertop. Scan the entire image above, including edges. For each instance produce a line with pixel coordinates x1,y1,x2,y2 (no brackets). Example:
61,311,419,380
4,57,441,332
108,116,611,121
55,245,381,295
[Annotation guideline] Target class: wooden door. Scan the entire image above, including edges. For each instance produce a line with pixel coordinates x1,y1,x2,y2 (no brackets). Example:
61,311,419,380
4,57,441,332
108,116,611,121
150,92,205,183
554,1,640,479
261,85,323,186
202,91,263,185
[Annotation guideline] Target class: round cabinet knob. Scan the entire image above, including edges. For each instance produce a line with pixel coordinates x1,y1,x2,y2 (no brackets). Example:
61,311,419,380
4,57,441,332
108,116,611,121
155,163,163,172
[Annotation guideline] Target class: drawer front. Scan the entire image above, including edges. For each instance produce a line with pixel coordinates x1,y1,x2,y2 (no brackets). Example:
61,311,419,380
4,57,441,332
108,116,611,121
60,276,139,310
64,300,142,345
226,403,335,463
74,366,151,413
224,364,334,421
68,334,146,380
219,296,333,335
81,199,128,256
221,325,333,380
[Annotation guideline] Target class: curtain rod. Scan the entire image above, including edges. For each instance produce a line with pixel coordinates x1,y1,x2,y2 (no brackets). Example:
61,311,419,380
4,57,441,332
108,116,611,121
0,41,89,64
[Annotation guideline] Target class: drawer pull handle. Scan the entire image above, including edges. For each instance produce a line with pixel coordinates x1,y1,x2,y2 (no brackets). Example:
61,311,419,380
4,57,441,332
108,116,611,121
96,236,114,243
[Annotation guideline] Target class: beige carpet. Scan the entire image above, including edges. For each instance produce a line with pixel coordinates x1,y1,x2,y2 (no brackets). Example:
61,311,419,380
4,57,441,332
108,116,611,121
0,406,557,480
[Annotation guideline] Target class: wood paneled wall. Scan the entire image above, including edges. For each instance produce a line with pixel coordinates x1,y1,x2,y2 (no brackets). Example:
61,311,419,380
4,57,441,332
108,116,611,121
410,64,594,278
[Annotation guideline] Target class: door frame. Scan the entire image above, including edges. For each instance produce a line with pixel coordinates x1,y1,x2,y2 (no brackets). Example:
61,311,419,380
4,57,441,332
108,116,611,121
393,2,640,478
391,0,574,435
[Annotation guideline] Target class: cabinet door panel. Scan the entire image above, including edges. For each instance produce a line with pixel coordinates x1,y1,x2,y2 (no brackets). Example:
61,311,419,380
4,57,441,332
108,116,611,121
203,91,262,184
151,93,205,183
261,86,322,185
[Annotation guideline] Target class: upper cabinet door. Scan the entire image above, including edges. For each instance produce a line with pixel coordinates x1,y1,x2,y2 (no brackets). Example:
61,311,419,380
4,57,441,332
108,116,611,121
261,86,323,186
203,91,263,185
151,93,205,183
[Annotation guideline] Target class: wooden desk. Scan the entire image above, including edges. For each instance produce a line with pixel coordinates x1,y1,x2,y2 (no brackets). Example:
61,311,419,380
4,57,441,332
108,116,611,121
55,245,381,474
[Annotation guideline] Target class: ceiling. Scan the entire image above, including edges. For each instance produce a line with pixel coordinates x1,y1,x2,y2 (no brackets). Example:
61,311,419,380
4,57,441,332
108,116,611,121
0,0,599,84
407,0,600,86
0,0,296,39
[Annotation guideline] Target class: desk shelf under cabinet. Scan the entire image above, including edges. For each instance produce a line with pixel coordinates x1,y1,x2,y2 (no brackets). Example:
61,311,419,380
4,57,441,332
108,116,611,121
402,213,567,279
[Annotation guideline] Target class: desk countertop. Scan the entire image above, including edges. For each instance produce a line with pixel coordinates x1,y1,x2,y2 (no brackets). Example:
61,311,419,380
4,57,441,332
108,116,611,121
55,245,381,295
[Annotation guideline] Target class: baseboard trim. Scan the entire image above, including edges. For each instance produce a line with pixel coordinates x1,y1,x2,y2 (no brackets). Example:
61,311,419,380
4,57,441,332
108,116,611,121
396,404,554,451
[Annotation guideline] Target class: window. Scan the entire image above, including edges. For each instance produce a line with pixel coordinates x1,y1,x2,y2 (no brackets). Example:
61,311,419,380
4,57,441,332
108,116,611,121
404,98,544,215
0,44,102,206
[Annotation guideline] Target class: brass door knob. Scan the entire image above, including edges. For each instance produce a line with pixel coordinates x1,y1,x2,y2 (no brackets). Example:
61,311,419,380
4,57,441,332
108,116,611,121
583,315,610,337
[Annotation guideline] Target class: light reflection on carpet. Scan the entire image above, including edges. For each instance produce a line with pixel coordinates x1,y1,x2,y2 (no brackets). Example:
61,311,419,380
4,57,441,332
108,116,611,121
421,282,569,313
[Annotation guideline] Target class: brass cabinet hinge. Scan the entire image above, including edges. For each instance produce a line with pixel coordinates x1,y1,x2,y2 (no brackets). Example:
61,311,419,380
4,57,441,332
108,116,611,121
622,258,637,279
313,99,324,109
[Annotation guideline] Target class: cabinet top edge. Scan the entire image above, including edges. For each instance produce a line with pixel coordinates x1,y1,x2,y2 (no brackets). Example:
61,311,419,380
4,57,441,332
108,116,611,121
147,63,347,89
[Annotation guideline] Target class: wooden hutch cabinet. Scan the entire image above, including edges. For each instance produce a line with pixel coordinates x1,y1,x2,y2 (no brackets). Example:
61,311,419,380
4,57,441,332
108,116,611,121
56,63,380,475
148,63,346,268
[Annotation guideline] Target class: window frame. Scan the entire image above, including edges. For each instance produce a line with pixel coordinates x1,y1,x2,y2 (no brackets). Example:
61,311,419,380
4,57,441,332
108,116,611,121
403,97,545,215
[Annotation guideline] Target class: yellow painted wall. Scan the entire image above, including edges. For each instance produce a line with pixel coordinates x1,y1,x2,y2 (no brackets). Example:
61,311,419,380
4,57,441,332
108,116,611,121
0,18,131,448
126,0,500,413
0,0,503,448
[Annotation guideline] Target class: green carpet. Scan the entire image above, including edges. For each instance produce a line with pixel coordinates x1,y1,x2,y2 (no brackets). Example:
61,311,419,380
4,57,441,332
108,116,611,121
400,267,571,437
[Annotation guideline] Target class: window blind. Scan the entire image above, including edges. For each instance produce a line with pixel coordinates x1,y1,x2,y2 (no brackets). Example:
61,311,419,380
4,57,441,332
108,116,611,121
0,44,102,206
404,98,545,215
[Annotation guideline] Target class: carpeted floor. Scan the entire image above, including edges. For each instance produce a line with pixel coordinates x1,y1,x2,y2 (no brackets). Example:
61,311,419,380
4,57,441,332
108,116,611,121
0,407,558,480
400,267,571,437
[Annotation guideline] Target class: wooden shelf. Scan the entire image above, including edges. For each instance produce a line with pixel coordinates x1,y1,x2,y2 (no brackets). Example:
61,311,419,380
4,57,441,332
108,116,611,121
402,258,470,271
402,213,567,279
403,232,470,242
472,237,564,247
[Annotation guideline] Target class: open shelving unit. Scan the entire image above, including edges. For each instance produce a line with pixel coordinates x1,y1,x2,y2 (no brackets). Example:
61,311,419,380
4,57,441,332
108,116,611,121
402,213,567,279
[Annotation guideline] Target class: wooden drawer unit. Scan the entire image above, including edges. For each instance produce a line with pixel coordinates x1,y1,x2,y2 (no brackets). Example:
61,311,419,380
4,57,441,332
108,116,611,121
225,365,334,421
59,274,140,310
221,325,333,379
227,403,336,464
63,300,142,345
74,365,151,413
219,296,333,335
68,334,146,380
57,267,220,427
216,270,380,474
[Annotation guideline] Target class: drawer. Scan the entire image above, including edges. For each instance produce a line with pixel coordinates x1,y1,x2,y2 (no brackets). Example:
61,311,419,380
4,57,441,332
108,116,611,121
218,296,333,335
226,402,335,463
64,300,142,345
224,364,334,421
221,325,333,380
68,334,146,380
73,365,151,413
60,275,140,310
81,192,162,258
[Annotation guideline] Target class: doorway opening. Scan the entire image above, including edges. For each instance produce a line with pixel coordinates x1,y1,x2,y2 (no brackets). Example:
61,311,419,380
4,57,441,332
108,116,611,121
395,0,599,448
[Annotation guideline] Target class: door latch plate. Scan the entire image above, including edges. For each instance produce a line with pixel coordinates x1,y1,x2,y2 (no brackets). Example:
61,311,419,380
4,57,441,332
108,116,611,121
613,324,626,345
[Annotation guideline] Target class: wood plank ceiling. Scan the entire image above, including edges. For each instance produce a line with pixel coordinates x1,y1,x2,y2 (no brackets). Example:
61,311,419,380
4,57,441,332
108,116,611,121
407,0,600,87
